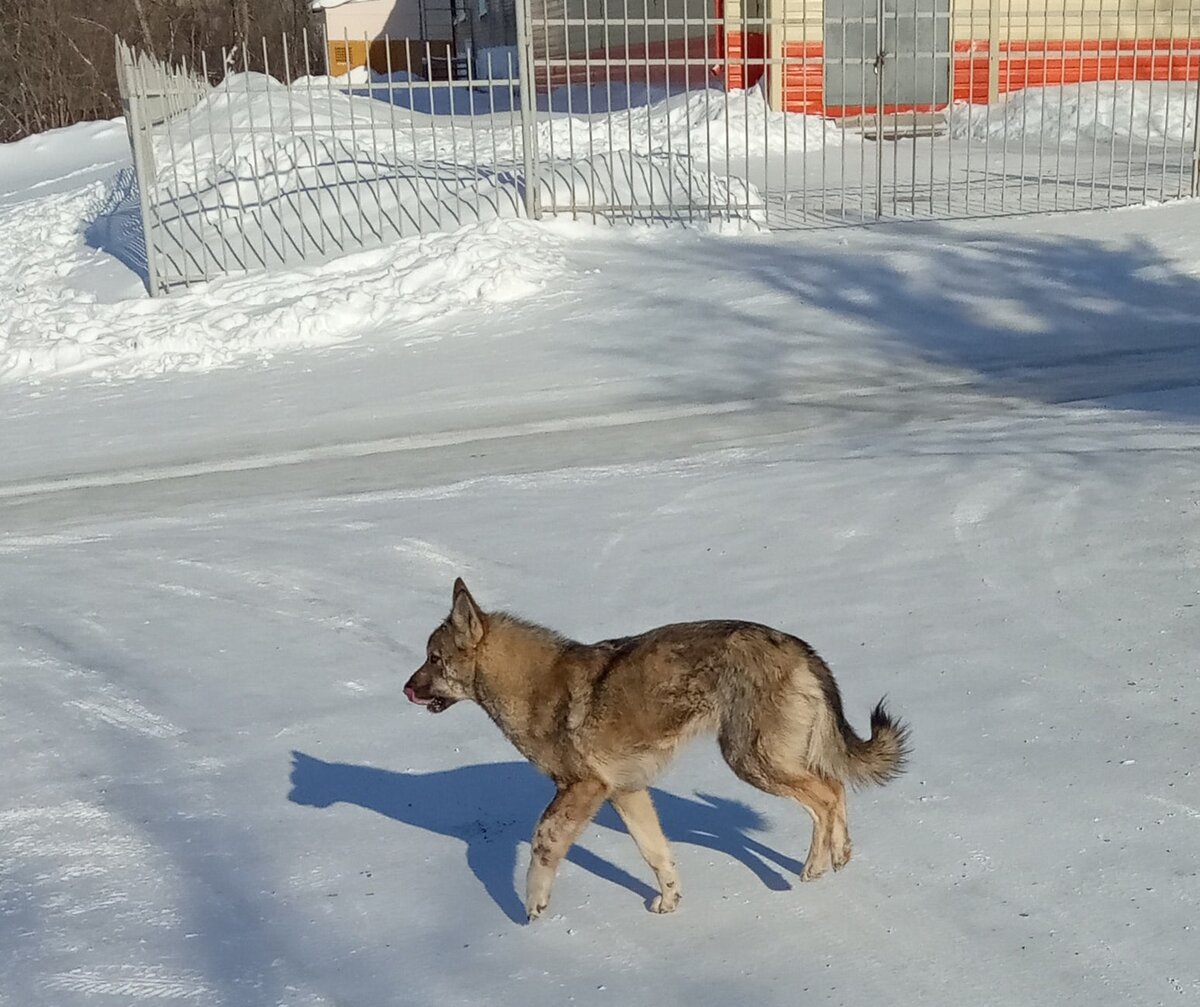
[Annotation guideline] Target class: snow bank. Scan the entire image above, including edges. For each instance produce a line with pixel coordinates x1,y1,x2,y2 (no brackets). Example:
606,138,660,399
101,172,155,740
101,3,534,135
538,151,762,221
162,73,835,178
292,65,373,88
0,118,129,202
0,174,565,381
948,81,1199,144
538,86,844,158
138,74,774,276
148,73,834,210
14,73,1192,384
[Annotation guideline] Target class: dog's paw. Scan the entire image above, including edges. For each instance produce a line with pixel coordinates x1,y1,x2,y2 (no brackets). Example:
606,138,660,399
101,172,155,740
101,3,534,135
800,862,827,883
832,842,852,872
649,891,680,914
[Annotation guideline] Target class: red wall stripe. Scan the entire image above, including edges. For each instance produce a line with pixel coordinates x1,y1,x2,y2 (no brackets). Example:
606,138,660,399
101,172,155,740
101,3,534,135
533,33,1200,119
729,35,1200,114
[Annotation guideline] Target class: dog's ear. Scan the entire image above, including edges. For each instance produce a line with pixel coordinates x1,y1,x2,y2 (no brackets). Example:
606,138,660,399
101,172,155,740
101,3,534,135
450,578,485,645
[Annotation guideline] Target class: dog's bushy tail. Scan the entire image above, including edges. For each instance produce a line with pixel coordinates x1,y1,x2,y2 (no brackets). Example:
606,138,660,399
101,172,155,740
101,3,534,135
838,699,911,787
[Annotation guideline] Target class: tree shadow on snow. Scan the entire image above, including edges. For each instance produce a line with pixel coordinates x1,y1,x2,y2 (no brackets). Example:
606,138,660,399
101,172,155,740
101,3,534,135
597,223,1200,421
287,751,804,923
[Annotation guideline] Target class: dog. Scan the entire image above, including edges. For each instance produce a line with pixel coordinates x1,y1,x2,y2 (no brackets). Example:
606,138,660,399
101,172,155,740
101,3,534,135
404,579,909,921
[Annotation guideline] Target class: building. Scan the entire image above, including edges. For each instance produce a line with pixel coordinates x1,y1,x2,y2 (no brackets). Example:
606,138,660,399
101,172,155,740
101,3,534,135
730,0,1200,114
312,0,1200,113
311,0,518,78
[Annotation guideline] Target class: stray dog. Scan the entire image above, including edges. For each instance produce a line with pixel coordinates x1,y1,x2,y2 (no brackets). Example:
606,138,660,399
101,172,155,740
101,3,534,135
404,579,910,921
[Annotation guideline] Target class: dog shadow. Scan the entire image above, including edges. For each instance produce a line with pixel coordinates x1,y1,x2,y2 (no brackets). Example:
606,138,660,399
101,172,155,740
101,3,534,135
288,752,805,922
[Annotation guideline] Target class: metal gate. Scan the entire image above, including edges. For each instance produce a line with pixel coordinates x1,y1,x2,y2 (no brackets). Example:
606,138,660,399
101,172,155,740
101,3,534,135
824,0,952,217
824,0,950,108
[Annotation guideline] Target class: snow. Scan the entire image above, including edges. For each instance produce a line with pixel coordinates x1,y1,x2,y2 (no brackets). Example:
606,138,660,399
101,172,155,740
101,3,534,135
0,180,564,379
0,110,566,380
2,92,1200,1007
0,119,130,202
948,80,1199,144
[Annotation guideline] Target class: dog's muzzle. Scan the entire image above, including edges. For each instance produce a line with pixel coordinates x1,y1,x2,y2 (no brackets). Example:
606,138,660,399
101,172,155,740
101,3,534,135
404,670,456,713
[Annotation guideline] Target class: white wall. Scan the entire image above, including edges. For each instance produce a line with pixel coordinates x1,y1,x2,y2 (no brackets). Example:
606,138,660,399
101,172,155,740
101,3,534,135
321,0,424,43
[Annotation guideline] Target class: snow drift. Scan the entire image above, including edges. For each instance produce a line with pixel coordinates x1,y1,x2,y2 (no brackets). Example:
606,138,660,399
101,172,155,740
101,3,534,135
948,81,1199,144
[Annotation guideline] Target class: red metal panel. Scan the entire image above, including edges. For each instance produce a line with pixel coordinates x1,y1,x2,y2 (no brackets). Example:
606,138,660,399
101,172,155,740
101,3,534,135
541,24,1199,113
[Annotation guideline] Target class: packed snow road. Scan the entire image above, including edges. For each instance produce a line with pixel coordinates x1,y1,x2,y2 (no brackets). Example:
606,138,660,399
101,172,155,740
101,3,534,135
2,115,1199,1007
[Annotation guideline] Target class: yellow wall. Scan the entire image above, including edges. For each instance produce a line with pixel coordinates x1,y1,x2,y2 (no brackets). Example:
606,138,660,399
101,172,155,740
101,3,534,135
321,0,424,42
735,0,1200,44
951,0,1196,43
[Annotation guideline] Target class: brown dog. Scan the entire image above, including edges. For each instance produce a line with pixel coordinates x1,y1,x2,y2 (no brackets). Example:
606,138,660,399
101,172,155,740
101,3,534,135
405,579,909,921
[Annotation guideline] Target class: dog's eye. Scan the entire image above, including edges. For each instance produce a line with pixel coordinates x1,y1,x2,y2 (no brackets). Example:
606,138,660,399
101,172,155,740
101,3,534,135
428,654,441,666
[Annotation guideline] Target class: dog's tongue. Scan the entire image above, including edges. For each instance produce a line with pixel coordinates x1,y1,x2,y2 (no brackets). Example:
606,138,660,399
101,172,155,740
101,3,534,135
404,685,429,706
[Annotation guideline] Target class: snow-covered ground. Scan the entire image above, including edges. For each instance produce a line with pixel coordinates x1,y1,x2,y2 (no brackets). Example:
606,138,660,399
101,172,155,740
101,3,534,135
2,104,1199,1007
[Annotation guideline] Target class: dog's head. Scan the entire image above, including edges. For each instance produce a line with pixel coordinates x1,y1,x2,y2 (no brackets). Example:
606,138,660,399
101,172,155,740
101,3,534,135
404,578,486,714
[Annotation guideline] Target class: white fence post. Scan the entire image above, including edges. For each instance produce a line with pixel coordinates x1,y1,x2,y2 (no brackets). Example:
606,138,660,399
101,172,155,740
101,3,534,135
115,36,163,297
514,0,541,220
1192,65,1200,198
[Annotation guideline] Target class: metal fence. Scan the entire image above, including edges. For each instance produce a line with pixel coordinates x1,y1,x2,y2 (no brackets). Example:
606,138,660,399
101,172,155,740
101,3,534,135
529,0,1200,225
115,0,1200,295
114,34,533,295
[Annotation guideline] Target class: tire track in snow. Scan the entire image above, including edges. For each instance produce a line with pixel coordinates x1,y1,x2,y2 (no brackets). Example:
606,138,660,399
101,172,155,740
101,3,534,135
66,697,183,740
16,645,184,742
0,400,756,503
43,966,211,1001
164,555,408,659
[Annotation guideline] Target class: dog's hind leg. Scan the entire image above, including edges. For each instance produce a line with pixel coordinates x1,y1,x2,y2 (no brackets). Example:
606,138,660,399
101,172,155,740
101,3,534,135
526,779,609,922
720,734,840,883
783,773,842,881
610,789,681,914
828,778,852,871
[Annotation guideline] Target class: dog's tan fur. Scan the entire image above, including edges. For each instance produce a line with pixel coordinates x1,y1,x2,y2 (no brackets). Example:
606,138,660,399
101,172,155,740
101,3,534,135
404,579,910,921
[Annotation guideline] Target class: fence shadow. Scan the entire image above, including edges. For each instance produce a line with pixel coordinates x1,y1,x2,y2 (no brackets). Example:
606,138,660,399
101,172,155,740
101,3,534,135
83,167,150,287
288,752,804,922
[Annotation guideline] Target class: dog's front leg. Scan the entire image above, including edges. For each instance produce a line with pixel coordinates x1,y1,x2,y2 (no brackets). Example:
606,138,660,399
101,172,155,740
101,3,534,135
525,779,609,922
610,789,681,913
